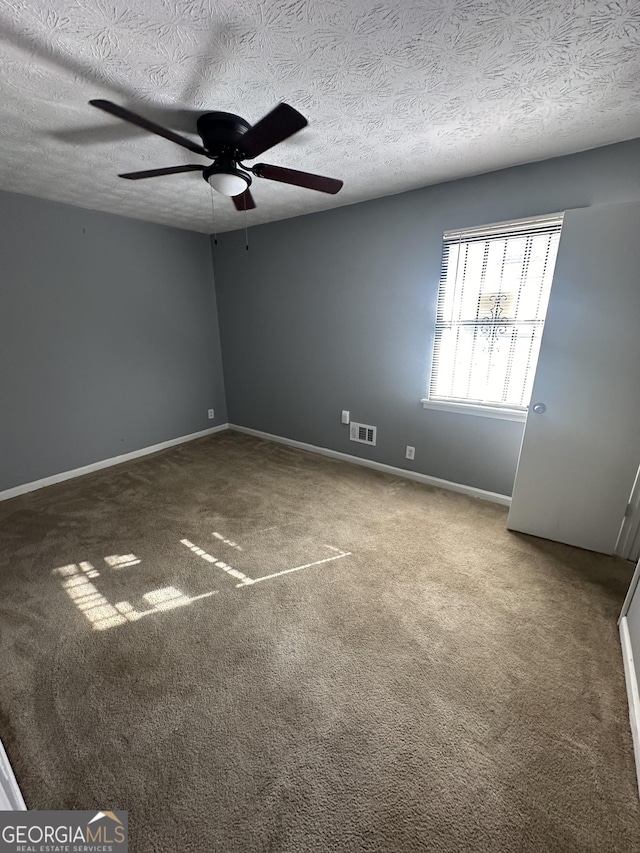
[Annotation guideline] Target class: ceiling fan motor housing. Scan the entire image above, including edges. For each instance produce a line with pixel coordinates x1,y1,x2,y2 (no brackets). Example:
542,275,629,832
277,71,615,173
196,112,251,158
198,112,253,196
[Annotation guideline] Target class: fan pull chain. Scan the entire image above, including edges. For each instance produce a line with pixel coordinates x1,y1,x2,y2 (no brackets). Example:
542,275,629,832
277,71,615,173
245,205,249,251
209,186,217,245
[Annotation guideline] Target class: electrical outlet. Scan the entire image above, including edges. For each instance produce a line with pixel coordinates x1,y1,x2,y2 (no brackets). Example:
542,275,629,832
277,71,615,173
405,445,415,460
341,410,350,424
208,409,215,420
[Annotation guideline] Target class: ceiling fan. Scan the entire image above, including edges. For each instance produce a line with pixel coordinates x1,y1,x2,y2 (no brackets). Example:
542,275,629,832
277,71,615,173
89,100,343,211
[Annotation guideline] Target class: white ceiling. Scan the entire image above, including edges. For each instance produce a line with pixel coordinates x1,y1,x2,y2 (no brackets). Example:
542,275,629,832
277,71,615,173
0,0,638,234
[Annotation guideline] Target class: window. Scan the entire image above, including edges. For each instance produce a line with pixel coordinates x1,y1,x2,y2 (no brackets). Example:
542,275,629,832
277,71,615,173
423,214,563,420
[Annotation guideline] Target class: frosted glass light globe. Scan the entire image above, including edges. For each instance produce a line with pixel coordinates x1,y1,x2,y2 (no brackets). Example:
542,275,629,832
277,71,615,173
207,172,248,197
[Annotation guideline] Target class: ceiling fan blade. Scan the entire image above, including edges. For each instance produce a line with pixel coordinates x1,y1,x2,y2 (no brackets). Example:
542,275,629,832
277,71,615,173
238,103,307,159
89,100,207,156
252,163,343,194
233,189,257,211
119,165,205,180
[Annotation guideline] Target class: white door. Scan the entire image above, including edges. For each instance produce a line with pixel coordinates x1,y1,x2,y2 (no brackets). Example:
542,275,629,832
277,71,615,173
616,464,640,561
619,562,640,795
507,201,640,554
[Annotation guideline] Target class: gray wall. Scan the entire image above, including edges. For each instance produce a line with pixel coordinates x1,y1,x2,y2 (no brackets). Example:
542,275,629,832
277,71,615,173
0,190,227,491
213,138,640,496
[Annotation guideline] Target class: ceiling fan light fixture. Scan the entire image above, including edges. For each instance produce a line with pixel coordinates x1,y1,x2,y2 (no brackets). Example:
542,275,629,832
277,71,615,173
205,167,251,197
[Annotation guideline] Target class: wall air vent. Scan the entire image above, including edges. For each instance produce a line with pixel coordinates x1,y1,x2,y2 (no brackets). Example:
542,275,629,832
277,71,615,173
349,422,377,446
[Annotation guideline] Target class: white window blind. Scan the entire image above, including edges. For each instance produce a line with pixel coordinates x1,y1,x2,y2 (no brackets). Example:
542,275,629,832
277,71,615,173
428,214,563,412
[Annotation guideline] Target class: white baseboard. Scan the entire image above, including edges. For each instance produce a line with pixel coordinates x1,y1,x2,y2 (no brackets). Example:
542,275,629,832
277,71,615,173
619,617,640,798
1,421,511,508
0,739,26,810
0,424,229,502
229,424,511,506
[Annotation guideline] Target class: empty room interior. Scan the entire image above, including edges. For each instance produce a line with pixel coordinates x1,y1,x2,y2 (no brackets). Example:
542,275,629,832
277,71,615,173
2,1,640,851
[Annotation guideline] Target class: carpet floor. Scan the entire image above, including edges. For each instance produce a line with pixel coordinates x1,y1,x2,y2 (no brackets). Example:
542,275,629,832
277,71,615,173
0,431,638,852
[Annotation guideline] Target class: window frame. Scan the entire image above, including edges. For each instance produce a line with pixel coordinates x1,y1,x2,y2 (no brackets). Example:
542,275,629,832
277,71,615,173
422,213,564,421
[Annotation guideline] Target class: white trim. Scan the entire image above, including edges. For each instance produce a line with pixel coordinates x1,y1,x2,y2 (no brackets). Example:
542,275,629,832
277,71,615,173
619,617,640,799
620,560,640,623
229,424,511,506
0,424,229,502
615,464,640,560
421,398,527,422
0,739,26,810
443,212,564,241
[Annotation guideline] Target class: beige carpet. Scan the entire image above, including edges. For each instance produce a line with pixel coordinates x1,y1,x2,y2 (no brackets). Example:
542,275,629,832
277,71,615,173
0,431,637,852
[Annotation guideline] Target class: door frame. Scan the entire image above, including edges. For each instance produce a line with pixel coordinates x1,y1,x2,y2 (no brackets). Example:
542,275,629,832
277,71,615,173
0,739,26,810
619,559,640,798
615,464,640,561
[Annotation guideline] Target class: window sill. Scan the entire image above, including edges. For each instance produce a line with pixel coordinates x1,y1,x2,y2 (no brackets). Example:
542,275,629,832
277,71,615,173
421,399,527,422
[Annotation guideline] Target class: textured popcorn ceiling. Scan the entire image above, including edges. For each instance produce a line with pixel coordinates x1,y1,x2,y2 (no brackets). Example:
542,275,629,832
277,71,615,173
0,1,639,234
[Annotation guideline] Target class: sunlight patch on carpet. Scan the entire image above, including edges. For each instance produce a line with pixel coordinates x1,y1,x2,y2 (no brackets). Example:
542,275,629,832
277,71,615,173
52,526,352,632
52,562,217,631
183,529,351,588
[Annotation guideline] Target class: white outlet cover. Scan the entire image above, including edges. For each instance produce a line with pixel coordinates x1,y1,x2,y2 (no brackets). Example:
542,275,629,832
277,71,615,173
208,409,215,419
